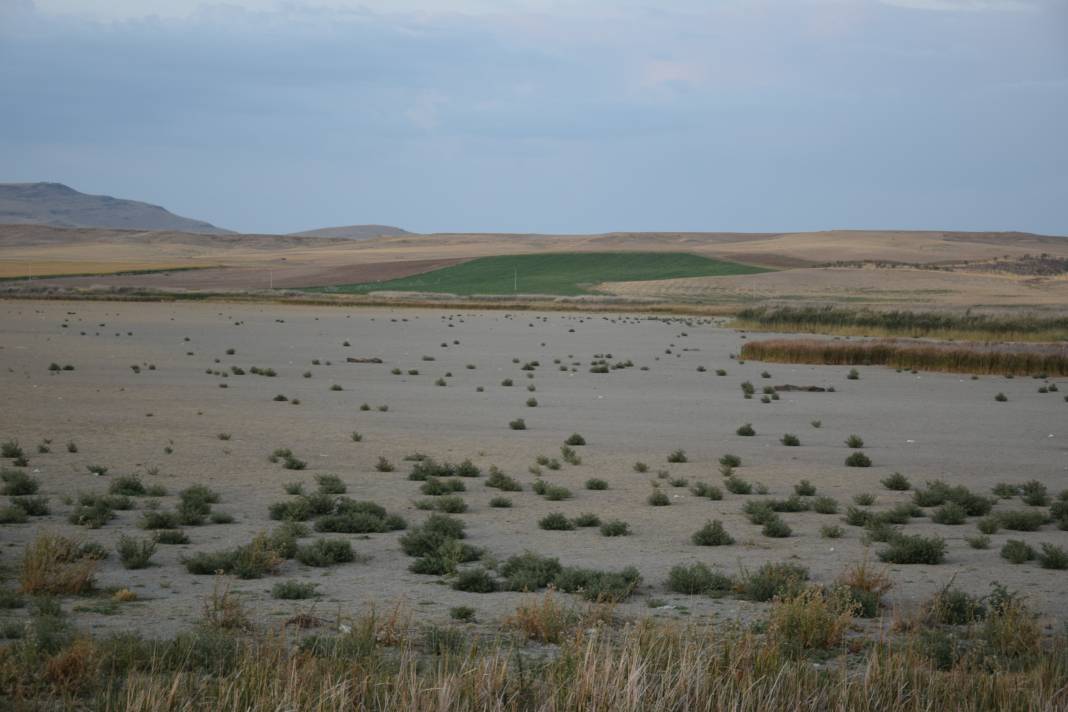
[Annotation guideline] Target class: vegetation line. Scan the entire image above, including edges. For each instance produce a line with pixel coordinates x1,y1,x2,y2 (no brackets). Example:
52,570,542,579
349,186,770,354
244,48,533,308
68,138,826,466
736,306,1068,343
740,338,1068,376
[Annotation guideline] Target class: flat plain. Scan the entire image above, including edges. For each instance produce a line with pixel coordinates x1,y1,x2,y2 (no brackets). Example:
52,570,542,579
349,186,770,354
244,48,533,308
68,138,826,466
2,298,1066,642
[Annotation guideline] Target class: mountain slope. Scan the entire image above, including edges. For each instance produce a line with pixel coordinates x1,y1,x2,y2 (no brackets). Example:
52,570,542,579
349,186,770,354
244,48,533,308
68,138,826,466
289,224,410,239
0,182,230,234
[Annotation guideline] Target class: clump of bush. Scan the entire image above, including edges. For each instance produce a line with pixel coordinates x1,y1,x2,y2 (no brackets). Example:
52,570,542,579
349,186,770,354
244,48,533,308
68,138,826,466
667,562,733,596
845,451,872,467
600,519,630,537
878,533,946,564
117,536,157,569
295,538,356,567
692,519,734,546
272,580,318,600
1001,539,1035,564
881,472,911,491
740,562,809,602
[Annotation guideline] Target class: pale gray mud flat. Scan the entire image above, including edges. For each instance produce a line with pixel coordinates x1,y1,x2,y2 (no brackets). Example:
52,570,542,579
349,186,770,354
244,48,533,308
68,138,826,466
1,299,1066,637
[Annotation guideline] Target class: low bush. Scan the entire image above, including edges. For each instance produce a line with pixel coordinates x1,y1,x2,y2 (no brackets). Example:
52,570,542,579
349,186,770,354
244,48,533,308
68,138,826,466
1,469,38,496
585,478,608,491
600,519,630,537
452,567,498,593
997,510,1047,531
539,513,575,531
1001,539,1035,564
647,489,670,506
1037,543,1068,569
667,563,733,595
931,502,968,525
117,536,157,569
554,565,642,602
878,534,946,564
882,472,911,491
845,452,872,467
736,423,756,437
272,580,318,600
740,562,808,602
692,519,734,546
295,539,356,567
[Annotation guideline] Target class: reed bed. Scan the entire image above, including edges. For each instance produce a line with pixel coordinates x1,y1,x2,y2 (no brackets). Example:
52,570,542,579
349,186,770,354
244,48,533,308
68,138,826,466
735,306,1068,342
740,338,1068,376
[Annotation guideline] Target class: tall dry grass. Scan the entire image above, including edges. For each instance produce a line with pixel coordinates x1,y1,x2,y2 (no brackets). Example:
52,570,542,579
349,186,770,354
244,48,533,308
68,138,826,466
740,338,1068,375
2,590,1065,712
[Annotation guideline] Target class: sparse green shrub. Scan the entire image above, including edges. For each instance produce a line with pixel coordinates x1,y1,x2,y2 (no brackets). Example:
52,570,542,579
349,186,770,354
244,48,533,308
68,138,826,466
966,534,990,549
600,519,630,537
932,502,967,525
853,493,876,506
692,519,733,546
554,565,641,602
272,580,318,599
154,530,189,545
633,461,649,473
565,433,586,446
296,539,356,567
483,469,520,493
585,478,608,491
10,495,49,516
812,496,838,514
1020,480,1050,506
995,392,1007,402
725,475,752,495
1,469,38,496
141,510,180,530
878,534,946,564
117,536,156,569
667,563,733,595
647,489,670,506
573,512,600,527
929,588,985,625
1037,543,1068,569
667,449,687,463
997,510,1047,531
109,475,146,497
489,496,512,508
882,472,911,491
450,606,475,621
780,434,800,447
316,474,346,495
992,482,1018,499
1001,539,1035,564
821,525,844,538
539,513,575,531
845,451,872,467
508,418,527,430
741,562,808,602
736,423,755,437
762,516,792,538
543,485,572,501
719,454,742,468
845,434,864,448
452,567,498,593
794,480,816,496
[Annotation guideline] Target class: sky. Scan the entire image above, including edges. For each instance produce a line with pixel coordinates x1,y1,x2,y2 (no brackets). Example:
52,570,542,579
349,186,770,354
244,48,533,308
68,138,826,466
1,0,1065,235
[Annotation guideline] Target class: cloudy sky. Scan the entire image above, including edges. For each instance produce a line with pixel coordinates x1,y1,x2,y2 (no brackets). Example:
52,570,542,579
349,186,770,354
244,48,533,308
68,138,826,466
1,0,1065,234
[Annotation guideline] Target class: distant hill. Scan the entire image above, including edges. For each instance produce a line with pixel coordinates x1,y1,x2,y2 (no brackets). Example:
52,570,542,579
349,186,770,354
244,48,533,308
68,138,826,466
0,182,230,235
289,224,411,239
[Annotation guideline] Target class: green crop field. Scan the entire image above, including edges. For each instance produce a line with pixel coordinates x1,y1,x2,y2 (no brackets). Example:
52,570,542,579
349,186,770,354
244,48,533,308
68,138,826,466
307,252,770,296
